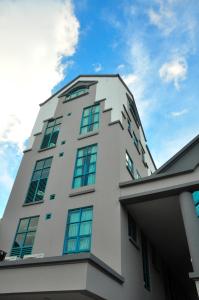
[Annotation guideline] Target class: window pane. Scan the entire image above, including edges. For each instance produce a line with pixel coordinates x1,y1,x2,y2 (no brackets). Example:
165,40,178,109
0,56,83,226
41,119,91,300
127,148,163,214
77,149,84,158
69,210,81,223
44,158,52,168
84,108,90,116
13,233,25,248
89,164,95,173
79,237,90,251
81,126,88,134
41,168,50,179
32,170,42,181
18,219,29,233
41,134,51,149
80,221,92,235
35,160,45,170
82,117,89,126
68,224,78,237
29,217,39,231
24,232,35,246
35,178,47,201
90,154,97,163
92,123,99,131
76,158,83,167
91,145,97,153
46,127,52,135
26,181,38,203
81,208,93,221
87,174,95,185
73,177,82,188
75,167,83,176
93,105,100,113
66,239,77,252
93,114,99,122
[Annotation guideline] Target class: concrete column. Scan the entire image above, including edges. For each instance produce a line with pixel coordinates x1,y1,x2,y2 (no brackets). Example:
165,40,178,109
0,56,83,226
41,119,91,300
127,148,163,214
179,191,199,271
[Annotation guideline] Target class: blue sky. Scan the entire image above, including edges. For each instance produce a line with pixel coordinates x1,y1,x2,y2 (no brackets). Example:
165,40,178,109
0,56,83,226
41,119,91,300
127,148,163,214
0,0,199,217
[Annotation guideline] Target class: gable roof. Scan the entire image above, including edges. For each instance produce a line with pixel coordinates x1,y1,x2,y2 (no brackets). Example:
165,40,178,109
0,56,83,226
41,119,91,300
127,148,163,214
156,134,199,175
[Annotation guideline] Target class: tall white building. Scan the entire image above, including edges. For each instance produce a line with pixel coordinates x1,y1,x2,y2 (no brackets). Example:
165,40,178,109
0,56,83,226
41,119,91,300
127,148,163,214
0,75,199,300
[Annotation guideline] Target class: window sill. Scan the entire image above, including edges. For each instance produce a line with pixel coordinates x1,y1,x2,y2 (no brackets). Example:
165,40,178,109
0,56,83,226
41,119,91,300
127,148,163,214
38,145,56,152
129,237,140,250
23,201,44,207
69,186,95,197
62,92,89,103
77,131,99,140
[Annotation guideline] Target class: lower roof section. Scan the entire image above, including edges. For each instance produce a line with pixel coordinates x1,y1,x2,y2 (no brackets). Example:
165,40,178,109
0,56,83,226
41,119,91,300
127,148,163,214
0,253,124,300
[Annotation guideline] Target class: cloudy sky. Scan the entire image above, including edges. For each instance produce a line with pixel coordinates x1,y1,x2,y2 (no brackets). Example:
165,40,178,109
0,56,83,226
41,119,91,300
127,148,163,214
0,0,199,217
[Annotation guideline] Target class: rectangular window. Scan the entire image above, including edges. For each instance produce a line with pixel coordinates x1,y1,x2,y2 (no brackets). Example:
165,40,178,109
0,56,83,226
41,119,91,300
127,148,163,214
128,214,137,243
141,233,150,290
25,157,52,203
133,132,139,151
128,119,132,136
135,169,141,179
140,142,146,164
80,104,100,134
11,216,39,257
41,117,62,149
72,144,97,188
128,97,140,126
64,207,93,254
126,151,134,178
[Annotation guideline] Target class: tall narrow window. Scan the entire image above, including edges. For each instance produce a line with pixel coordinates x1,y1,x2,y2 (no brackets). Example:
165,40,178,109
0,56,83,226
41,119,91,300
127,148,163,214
25,157,52,203
72,144,97,188
126,151,134,178
192,191,199,216
11,216,39,257
41,117,62,149
64,207,93,254
132,132,139,150
140,142,146,164
128,214,137,243
141,233,150,290
80,104,100,134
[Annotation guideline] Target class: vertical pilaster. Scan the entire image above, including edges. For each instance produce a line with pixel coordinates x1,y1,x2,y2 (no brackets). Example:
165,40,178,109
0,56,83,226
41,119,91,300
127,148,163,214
179,191,199,271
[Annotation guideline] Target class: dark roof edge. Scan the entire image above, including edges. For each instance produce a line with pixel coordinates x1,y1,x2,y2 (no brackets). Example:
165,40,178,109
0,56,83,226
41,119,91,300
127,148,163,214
156,134,199,174
40,74,119,106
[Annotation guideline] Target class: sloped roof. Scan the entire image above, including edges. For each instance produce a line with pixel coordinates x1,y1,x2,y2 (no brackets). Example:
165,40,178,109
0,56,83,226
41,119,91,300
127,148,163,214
156,134,199,175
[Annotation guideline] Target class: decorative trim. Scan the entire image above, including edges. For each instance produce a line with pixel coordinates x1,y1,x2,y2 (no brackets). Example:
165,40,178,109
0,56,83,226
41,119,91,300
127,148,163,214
38,145,56,153
95,98,106,104
108,120,124,130
77,131,99,140
23,201,44,207
0,253,124,284
69,187,95,197
43,115,63,123
33,132,42,137
103,108,112,113
23,149,32,153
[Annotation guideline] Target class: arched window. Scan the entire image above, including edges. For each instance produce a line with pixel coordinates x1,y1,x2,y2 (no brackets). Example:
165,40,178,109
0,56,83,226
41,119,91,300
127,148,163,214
65,86,88,101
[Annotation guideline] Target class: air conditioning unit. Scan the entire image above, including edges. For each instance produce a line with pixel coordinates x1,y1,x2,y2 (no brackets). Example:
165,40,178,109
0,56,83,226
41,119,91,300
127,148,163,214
23,253,45,259
5,256,19,261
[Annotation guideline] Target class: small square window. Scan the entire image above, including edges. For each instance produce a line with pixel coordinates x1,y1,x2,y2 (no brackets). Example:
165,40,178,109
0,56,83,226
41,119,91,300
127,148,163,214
50,194,55,200
45,213,52,220
67,113,72,116
59,152,64,157
61,141,66,145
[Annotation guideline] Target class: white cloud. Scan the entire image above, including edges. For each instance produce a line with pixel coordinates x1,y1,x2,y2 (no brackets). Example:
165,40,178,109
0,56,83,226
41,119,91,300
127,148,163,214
122,41,156,124
159,58,187,89
93,63,102,72
170,109,188,117
148,0,177,35
117,64,125,70
0,0,80,150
